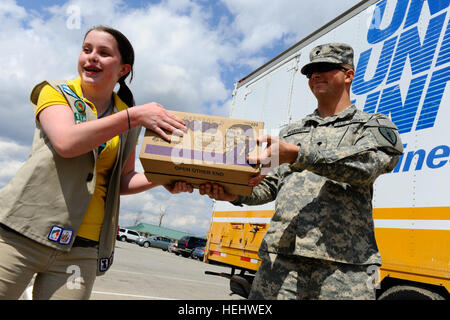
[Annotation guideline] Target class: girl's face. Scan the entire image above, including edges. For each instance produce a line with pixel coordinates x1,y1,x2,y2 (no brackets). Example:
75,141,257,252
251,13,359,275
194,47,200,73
78,30,130,89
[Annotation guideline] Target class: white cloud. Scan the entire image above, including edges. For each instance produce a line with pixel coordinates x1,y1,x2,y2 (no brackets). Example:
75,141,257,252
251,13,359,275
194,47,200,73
0,160,24,188
0,138,29,188
0,0,26,20
113,2,233,112
0,138,30,158
222,0,361,52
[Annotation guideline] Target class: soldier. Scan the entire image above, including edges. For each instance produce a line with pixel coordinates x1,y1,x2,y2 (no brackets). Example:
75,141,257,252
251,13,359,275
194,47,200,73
200,43,403,300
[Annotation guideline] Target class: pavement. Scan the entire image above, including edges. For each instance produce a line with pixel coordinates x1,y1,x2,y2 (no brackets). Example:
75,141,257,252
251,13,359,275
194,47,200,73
90,240,244,300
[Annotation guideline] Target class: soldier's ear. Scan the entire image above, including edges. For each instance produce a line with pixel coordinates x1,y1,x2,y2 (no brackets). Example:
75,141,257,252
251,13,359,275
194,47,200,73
345,69,355,83
344,69,354,90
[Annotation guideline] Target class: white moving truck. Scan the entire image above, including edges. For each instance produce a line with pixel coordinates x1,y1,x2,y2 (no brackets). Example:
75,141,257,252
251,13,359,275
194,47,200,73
205,0,450,299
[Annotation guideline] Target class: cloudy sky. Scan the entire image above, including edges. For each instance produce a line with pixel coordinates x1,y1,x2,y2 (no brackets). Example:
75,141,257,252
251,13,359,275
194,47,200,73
0,0,360,236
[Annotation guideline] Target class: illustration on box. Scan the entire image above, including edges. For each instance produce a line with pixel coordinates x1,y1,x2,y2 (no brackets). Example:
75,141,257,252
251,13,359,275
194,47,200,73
139,111,265,196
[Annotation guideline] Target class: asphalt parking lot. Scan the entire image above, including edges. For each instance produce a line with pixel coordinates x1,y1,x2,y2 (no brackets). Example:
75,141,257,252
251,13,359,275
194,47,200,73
90,240,243,300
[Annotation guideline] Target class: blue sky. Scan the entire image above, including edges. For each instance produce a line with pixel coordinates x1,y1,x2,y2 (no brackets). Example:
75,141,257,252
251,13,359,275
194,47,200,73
0,0,360,236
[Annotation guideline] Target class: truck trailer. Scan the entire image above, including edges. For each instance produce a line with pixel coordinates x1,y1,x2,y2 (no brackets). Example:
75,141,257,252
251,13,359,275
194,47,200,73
204,0,450,299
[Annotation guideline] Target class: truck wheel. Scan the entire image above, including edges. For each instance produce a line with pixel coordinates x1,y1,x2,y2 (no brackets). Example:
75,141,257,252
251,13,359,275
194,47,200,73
378,285,445,300
120,236,126,242
229,275,252,299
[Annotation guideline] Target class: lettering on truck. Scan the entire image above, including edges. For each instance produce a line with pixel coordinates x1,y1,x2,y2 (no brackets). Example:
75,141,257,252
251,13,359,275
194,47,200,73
352,0,449,173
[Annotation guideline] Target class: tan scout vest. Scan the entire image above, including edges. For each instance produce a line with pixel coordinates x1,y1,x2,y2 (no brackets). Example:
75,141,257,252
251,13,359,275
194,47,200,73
0,80,141,275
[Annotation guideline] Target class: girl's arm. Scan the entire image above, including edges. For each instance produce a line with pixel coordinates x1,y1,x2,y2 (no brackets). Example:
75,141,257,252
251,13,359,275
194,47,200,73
119,147,193,195
38,102,186,158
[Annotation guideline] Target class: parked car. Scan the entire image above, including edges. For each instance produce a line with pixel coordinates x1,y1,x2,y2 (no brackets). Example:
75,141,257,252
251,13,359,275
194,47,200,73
177,236,206,258
117,228,141,243
191,246,205,261
137,236,172,250
168,241,178,254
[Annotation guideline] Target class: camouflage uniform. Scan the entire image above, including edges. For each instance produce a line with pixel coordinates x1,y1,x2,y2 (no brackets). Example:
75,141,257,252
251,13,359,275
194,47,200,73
249,252,380,300
233,43,403,300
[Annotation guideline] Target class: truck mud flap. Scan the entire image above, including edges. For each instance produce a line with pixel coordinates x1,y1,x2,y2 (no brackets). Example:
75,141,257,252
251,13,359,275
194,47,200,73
205,271,254,299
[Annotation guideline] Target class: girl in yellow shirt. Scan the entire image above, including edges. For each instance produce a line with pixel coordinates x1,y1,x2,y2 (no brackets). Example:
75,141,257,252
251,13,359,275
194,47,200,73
0,26,193,300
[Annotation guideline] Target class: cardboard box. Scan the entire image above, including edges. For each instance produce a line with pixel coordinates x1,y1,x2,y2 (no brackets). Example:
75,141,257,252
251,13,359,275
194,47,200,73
139,111,264,195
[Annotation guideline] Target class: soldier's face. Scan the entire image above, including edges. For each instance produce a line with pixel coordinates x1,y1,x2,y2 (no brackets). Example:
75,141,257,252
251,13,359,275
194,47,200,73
308,68,348,99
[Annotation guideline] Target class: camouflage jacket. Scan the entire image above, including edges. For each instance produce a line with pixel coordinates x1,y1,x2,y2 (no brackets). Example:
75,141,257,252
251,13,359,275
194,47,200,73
234,105,403,265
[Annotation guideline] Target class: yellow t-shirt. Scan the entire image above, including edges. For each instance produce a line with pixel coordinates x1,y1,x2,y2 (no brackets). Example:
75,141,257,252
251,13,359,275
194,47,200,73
36,77,129,241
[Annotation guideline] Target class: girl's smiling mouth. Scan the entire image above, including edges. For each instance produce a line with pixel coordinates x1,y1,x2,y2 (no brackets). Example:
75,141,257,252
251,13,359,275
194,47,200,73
84,65,102,74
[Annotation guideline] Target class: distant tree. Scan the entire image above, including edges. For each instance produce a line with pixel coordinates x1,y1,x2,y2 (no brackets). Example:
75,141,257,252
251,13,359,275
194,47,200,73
133,210,143,226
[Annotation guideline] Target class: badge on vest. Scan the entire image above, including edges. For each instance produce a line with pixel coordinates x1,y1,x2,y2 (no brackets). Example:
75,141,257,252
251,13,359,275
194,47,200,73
74,99,86,113
48,225,73,245
73,99,87,124
60,85,87,124
74,112,87,124
99,251,114,272
61,84,80,100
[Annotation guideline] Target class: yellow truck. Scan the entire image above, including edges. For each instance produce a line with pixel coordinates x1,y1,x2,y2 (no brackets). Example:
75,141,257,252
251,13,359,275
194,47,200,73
205,208,272,297
204,0,450,299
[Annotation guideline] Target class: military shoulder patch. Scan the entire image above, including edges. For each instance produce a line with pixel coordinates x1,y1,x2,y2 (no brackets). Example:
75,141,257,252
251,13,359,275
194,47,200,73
378,127,397,146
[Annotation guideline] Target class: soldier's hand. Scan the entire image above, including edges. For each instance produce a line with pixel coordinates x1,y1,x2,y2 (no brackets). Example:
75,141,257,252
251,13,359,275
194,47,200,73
199,183,238,202
248,173,266,187
247,135,299,170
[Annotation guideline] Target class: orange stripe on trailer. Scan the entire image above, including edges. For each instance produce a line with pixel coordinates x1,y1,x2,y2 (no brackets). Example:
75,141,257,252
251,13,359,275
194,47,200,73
373,207,450,220
212,210,274,218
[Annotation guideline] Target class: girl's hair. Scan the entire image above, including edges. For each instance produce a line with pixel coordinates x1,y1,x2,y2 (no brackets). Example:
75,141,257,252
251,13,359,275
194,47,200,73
84,26,135,107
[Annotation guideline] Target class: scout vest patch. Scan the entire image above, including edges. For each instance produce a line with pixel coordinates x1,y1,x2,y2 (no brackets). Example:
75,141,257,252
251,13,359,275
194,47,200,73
74,99,86,113
48,225,74,245
99,251,114,272
60,84,87,123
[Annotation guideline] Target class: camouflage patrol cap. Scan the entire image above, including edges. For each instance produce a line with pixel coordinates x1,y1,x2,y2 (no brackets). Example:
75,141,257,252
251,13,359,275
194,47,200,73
300,43,354,75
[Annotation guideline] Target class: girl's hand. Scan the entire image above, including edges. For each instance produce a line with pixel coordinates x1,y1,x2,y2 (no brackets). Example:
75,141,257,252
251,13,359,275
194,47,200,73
164,181,193,194
132,102,186,141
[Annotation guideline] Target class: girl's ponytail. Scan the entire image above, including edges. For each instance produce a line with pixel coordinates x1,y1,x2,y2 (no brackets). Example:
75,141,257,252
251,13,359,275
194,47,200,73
118,78,135,107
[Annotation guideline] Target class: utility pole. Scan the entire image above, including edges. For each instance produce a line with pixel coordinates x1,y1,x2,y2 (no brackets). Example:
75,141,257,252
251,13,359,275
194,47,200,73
133,210,143,226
